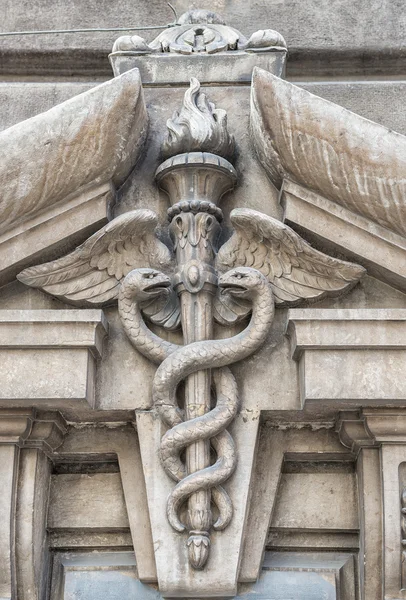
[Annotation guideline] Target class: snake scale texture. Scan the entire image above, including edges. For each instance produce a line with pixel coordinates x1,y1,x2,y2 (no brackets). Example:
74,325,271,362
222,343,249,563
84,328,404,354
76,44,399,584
118,267,274,534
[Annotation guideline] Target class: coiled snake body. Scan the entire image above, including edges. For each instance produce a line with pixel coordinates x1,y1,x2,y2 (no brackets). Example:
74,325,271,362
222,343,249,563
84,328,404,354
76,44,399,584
118,266,274,533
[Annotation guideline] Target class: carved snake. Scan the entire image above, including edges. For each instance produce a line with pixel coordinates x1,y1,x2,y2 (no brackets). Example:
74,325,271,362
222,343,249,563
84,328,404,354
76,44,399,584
118,266,274,533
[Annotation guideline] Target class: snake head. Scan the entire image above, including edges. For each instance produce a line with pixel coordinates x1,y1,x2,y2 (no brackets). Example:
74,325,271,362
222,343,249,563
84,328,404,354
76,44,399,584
218,267,266,299
123,268,172,302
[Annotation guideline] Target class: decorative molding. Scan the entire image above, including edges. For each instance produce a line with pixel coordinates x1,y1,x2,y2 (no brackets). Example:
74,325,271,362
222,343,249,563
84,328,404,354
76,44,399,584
0,408,67,453
0,310,108,409
23,410,67,456
337,408,406,450
109,10,287,84
336,412,377,456
112,9,286,56
280,178,406,294
251,67,406,238
0,409,33,444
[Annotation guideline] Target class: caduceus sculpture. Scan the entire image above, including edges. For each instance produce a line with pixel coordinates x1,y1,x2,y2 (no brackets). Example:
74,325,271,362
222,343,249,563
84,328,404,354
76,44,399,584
18,78,365,569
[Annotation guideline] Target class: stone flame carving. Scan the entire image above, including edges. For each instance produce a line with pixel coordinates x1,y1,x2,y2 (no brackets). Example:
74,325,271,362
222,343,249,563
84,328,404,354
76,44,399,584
162,78,235,160
18,79,365,570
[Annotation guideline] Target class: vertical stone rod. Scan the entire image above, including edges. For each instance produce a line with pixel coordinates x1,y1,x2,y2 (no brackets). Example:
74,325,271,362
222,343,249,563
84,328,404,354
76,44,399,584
180,288,213,568
156,154,237,568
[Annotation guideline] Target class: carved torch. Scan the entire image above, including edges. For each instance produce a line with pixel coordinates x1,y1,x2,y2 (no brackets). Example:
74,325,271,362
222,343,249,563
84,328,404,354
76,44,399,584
155,79,237,568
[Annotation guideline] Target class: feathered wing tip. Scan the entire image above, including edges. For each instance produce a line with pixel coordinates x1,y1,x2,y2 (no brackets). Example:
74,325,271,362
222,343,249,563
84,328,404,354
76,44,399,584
216,208,365,312
17,209,174,307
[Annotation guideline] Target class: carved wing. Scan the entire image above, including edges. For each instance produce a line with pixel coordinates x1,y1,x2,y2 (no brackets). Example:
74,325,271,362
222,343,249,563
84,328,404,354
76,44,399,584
17,210,174,307
215,208,365,318
251,67,406,237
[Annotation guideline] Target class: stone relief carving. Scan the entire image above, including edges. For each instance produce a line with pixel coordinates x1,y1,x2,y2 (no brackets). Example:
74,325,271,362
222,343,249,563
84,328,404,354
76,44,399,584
162,76,235,160
250,66,406,237
18,79,365,570
111,9,286,56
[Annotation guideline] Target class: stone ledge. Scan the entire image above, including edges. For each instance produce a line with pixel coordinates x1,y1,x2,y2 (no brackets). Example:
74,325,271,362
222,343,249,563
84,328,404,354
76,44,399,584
281,179,406,293
0,310,107,409
110,50,286,85
0,182,115,287
287,309,406,408
287,308,406,360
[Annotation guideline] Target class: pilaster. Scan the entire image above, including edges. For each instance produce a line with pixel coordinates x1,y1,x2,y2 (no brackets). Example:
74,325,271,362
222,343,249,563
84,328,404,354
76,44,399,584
337,409,406,599
0,409,67,600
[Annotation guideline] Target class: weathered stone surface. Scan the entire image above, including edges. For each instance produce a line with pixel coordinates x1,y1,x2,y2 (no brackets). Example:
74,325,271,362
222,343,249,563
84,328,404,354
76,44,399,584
136,410,260,597
57,426,156,582
0,68,147,235
281,179,406,293
0,310,107,408
1,0,405,76
0,182,115,287
251,67,406,237
15,449,52,600
0,4,405,597
48,473,130,530
271,472,358,530
299,81,406,137
3,80,406,138
356,448,382,600
239,427,351,583
110,9,286,84
0,82,96,131
0,445,18,600
288,309,406,407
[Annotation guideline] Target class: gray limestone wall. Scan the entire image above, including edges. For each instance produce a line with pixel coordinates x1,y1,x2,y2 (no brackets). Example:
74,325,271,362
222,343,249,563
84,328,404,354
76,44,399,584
0,4,405,600
1,0,405,77
1,2,405,133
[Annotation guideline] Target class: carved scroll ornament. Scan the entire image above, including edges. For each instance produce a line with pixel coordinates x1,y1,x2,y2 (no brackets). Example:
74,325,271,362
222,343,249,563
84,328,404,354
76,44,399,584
111,9,286,56
18,79,365,570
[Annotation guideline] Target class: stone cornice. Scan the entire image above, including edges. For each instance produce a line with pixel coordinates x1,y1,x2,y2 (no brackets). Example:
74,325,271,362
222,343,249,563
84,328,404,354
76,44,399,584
0,408,67,453
280,179,406,293
337,409,406,453
287,309,406,410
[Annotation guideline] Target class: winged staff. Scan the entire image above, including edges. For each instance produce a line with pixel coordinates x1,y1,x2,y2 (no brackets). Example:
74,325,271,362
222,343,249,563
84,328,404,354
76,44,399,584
17,78,365,570
17,205,364,563
18,207,364,312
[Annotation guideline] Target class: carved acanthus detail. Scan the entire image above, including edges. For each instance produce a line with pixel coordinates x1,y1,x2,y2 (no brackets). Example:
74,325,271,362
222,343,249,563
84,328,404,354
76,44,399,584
17,78,365,571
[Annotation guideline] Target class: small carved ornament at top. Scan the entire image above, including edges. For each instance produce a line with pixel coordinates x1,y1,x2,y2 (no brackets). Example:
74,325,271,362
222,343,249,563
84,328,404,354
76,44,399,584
112,9,286,55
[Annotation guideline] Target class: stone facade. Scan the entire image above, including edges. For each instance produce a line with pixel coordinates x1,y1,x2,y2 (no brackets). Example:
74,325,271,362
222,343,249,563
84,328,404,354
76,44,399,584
0,4,405,600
